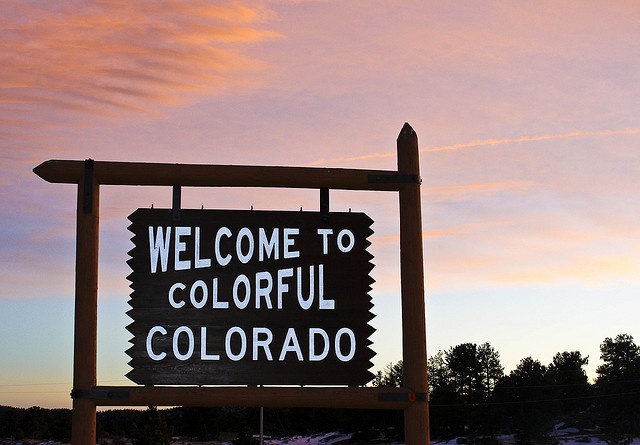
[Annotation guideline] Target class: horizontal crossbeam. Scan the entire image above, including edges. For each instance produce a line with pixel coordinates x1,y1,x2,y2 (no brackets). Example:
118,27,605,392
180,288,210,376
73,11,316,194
34,160,414,191
74,385,416,410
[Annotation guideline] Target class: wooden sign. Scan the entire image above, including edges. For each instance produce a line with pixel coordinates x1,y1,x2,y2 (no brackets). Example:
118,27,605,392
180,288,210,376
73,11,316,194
126,208,376,386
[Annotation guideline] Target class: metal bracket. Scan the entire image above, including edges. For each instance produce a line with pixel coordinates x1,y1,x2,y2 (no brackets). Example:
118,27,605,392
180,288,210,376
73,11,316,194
378,391,428,403
320,188,329,223
71,389,130,401
368,174,421,184
172,184,181,221
83,159,94,214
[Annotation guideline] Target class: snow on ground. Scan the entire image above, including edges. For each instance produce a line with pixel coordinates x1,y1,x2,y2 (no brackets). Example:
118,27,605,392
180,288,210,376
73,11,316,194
221,431,640,445
191,428,640,445
216,431,404,444
259,432,352,444
220,431,640,445
432,434,640,445
224,435,640,445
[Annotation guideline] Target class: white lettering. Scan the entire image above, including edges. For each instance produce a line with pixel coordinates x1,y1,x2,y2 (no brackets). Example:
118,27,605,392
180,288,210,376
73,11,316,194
259,228,279,261
318,264,334,309
189,280,207,309
309,328,330,361
194,227,211,268
211,278,228,309
277,268,294,309
296,266,314,310
233,275,251,309
317,228,333,255
225,327,246,361
255,271,273,309
143,326,359,363
279,327,303,361
337,229,355,253
148,226,171,273
173,326,195,360
168,282,186,309
283,228,300,259
174,226,191,271
236,227,254,264
253,327,273,360
146,326,167,361
200,327,220,360
215,227,232,266
335,328,356,362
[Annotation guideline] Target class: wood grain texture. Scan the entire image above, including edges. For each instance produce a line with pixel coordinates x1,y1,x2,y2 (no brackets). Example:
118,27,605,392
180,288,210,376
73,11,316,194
33,159,411,191
126,209,376,386
91,385,415,410
397,123,430,445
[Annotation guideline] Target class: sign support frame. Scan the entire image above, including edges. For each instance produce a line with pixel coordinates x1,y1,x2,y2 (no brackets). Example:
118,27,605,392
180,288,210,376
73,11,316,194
71,160,99,445
34,123,430,445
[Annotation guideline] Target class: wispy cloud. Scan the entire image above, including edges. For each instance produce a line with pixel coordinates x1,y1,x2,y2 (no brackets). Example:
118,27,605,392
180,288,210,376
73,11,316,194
0,0,280,152
495,256,640,285
422,129,640,153
424,209,640,290
304,128,640,166
303,151,395,166
426,181,534,203
424,219,512,240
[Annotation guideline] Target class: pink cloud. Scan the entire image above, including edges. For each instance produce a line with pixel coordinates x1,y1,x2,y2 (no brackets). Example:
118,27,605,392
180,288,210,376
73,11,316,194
303,128,640,168
426,180,534,203
424,209,640,290
495,256,640,284
0,0,280,154
423,129,640,153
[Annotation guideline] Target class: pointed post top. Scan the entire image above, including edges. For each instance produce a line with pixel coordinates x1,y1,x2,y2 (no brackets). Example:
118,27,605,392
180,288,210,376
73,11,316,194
398,122,416,141
397,122,420,176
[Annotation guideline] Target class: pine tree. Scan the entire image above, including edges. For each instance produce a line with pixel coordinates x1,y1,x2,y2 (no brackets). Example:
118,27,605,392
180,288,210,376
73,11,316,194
499,357,555,445
432,342,505,439
477,343,504,401
546,351,590,414
595,334,640,443
131,406,172,445
373,360,403,387
446,343,481,403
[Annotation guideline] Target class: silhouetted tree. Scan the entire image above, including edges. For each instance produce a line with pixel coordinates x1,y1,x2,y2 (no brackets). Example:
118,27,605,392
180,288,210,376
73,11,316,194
546,351,590,414
428,343,504,440
477,343,504,401
373,360,403,387
497,357,554,445
428,350,451,394
595,334,640,444
171,406,223,440
428,350,458,440
131,406,172,445
447,343,482,402
24,406,50,439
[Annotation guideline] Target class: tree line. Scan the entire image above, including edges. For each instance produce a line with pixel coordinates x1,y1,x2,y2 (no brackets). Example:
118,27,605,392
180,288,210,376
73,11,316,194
2,334,640,444
373,333,640,445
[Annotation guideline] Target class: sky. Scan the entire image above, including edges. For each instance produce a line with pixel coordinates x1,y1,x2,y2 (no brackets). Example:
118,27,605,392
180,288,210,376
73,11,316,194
1,0,640,409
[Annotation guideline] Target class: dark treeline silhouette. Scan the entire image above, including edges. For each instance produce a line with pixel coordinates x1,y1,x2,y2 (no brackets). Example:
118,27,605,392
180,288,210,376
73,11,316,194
2,334,640,444
424,334,640,445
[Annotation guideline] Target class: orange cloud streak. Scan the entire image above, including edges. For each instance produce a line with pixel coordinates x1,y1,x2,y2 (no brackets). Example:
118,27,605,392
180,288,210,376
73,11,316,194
305,128,640,166
0,0,279,133
426,180,534,202
422,129,640,153
496,256,640,285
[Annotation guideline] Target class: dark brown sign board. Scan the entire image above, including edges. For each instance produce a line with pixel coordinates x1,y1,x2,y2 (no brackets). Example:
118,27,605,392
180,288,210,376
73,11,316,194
126,208,376,386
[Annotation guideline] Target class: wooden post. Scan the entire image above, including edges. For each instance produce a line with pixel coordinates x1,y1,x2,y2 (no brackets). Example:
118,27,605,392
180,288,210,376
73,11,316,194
397,123,430,444
71,160,99,445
